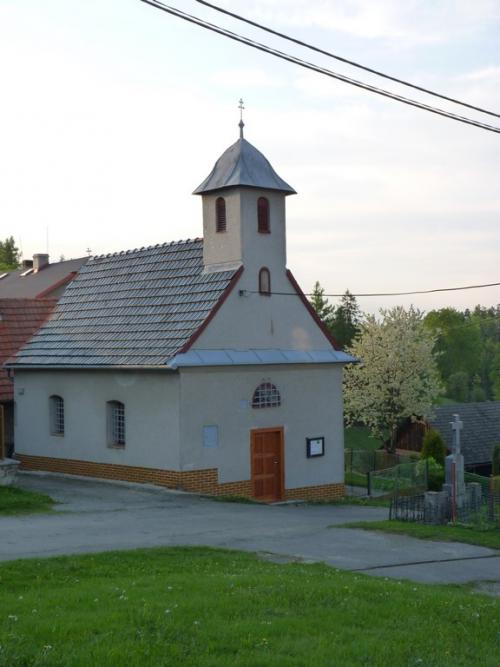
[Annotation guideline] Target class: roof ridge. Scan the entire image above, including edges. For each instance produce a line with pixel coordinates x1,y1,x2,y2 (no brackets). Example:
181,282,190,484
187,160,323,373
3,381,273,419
90,238,203,261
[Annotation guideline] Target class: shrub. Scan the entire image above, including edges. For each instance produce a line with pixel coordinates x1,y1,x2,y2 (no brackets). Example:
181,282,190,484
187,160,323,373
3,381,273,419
492,443,500,476
417,456,444,492
421,429,446,467
469,381,486,402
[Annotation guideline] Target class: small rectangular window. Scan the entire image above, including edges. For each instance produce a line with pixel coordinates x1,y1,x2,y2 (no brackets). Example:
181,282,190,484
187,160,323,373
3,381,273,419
107,401,125,447
202,425,219,448
50,395,64,435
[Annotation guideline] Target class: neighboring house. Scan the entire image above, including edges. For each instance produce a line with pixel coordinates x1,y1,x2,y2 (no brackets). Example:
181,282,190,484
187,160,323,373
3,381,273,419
0,299,56,457
0,254,87,299
9,127,355,501
0,254,86,457
396,402,500,475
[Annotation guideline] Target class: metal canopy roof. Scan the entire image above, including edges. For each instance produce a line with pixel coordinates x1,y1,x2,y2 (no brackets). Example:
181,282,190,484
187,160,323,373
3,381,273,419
168,348,356,369
193,138,296,195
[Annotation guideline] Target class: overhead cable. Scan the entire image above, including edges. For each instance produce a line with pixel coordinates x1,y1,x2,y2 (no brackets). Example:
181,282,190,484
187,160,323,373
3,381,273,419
245,281,500,298
195,0,500,120
140,1,500,135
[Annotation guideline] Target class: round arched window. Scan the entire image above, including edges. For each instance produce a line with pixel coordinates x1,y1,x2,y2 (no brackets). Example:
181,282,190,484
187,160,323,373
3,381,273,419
216,197,226,233
252,382,281,408
259,267,271,295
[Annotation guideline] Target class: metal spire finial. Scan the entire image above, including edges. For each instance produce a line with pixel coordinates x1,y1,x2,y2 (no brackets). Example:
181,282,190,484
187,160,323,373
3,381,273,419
238,98,245,138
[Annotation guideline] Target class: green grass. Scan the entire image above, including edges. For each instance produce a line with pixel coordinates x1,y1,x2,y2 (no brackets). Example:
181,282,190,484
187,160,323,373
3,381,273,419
344,426,381,451
343,520,500,550
0,486,55,516
312,495,390,508
344,469,369,487
0,548,499,666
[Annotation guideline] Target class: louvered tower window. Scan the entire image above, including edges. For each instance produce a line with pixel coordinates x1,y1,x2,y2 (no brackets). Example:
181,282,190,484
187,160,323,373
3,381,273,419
107,401,125,447
216,197,227,232
49,395,64,435
257,197,270,233
252,382,281,408
259,267,271,295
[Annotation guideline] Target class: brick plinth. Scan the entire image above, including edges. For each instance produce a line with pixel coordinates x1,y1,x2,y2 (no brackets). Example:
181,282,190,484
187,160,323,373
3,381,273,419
16,454,181,488
16,454,343,501
285,482,345,502
15,454,253,496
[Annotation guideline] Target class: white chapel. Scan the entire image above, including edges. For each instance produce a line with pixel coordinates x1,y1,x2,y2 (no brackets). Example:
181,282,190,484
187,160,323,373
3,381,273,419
11,121,354,501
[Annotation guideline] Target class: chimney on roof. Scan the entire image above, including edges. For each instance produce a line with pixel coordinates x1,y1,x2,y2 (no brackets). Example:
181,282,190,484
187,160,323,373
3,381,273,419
21,259,33,270
33,254,49,273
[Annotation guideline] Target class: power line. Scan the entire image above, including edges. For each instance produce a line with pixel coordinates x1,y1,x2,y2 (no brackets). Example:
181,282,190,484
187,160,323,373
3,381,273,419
195,0,500,121
140,1,500,135
243,281,500,298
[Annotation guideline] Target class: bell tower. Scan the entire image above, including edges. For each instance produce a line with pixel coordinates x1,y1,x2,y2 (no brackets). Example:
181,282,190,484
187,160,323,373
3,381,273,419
193,104,296,281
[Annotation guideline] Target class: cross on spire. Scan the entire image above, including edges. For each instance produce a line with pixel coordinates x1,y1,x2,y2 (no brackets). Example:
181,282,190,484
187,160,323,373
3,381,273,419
238,98,245,138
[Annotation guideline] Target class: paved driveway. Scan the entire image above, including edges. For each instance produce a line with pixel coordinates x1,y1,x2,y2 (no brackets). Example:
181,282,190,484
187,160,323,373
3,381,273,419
2,472,499,586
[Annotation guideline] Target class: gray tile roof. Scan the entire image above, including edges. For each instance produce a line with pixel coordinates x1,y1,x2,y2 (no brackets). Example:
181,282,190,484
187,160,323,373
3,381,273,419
430,402,500,466
0,257,87,298
193,138,296,195
11,240,238,368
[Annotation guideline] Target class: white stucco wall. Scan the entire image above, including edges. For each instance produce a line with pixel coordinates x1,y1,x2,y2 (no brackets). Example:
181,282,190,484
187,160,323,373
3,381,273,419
14,370,180,469
178,364,344,488
201,188,287,274
197,188,333,352
192,277,332,352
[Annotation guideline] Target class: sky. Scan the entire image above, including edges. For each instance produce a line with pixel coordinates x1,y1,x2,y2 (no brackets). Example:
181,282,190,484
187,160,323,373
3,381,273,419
1,0,499,315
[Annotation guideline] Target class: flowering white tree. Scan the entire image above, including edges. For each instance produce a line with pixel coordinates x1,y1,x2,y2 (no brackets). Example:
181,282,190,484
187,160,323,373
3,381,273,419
344,306,442,451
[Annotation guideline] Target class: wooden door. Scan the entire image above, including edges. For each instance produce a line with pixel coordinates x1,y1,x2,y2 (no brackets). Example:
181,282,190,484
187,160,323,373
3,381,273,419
251,428,284,501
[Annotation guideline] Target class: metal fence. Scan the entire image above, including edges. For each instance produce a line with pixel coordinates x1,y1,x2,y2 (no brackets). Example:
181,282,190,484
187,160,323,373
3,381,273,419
369,461,428,497
344,449,419,495
389,475,500,526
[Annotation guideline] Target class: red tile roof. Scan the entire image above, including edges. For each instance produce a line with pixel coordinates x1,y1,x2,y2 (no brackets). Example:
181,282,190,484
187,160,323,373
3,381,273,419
0,299,56,401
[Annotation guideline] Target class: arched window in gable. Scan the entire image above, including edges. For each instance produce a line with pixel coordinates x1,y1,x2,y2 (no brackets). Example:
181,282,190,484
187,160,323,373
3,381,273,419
259,267,271,295
252,381,281,409
216,197,227,233
257,197,270,233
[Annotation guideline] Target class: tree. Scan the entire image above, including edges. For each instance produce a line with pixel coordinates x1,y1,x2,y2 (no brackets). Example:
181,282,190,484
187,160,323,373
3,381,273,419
424,308,482,398
491,346,500,400
469,374,486,402
331,290,360,348
471,305,500,400
0,236,20,271
446,371,469,402
344,306,442,452
309,281,335,329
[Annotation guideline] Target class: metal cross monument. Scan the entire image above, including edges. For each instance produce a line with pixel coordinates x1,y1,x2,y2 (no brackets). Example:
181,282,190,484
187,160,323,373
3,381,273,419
450,413,463,456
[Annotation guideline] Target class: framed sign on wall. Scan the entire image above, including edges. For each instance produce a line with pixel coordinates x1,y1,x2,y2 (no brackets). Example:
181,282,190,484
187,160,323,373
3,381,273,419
306,436,325,458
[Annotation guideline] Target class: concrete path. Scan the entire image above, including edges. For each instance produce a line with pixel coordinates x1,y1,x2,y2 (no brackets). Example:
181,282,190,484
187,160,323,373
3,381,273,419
2,473,499,586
